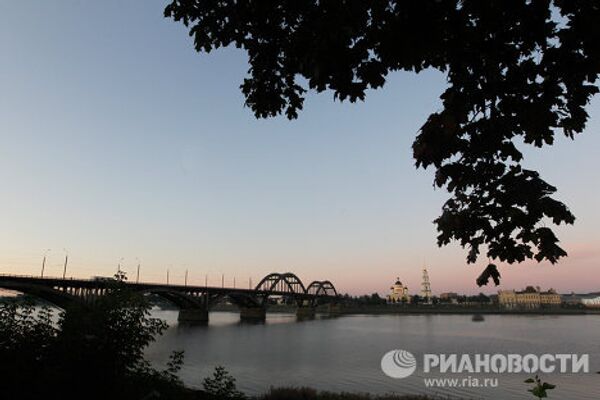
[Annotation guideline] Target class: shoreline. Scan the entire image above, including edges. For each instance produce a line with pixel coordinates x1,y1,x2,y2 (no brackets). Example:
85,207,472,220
210,303,600,316
329,306,600,315
4,297,598,316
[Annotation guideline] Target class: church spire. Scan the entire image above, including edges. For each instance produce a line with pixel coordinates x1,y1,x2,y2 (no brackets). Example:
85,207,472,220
421,267,432,302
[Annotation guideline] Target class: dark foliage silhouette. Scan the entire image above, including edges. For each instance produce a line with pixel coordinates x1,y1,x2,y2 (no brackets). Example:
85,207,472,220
476,263,502,287
203,365,245,399
525,375,556,399
164,0,600,283
0,274,204,400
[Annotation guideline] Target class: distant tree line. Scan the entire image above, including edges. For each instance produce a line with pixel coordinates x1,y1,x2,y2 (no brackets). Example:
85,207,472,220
339,292,492,306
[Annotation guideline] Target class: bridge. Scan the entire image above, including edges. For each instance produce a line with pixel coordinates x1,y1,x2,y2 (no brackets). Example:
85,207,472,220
0,273,339,322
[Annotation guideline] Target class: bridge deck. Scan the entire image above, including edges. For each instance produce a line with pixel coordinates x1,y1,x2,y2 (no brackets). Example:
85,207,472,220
0,274,338,300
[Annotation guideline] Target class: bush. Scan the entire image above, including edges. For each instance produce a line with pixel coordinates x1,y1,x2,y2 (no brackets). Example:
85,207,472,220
0,284,197,400
203,365,245,399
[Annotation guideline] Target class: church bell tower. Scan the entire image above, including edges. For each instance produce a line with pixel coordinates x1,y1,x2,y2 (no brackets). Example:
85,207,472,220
421,268,432,302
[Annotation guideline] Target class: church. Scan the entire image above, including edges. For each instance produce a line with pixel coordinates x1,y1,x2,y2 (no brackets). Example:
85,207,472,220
387,277,411,303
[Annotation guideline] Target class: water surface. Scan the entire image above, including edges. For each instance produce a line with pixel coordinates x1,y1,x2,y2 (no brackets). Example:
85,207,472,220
146,311,600,399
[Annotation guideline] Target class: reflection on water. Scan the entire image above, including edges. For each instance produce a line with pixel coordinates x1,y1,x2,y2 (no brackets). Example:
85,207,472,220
146,311,600,399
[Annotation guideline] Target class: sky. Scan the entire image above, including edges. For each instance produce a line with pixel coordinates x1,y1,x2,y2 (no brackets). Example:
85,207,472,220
0,1,599,296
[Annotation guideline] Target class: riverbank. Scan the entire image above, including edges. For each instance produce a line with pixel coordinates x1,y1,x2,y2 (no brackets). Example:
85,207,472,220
6,297,597,316
327,305,600,315
211,303,600,315
257,387,441,400
194,386,449,400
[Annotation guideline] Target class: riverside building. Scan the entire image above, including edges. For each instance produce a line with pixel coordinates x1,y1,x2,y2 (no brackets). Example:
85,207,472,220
498,286,561,309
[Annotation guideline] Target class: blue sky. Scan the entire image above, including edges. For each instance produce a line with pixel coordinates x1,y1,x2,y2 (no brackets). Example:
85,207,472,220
1,1,599,295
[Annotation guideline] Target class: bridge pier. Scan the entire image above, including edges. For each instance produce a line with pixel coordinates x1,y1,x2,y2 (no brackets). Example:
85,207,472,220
178,308,209,324
240,306,266,321
296,307,316,319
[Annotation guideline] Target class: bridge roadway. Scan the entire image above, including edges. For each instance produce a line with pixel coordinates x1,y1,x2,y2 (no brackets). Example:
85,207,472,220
0,272,340,323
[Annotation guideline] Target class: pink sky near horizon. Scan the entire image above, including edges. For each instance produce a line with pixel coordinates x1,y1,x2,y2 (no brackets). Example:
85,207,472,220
1,1,599,299
1,238,597,297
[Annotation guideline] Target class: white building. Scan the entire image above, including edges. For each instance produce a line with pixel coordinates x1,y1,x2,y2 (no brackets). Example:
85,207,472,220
388,277,410,303
582,295,600,307
563,293,600,308
421,268,432,302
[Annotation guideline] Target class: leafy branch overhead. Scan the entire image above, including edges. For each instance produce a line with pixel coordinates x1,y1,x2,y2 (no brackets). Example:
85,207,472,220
165,1,600,279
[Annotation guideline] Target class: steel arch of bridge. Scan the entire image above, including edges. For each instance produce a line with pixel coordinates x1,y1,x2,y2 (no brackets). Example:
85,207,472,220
197,272,339,308
306,280,338,297
252,273,338,307
253,272,308,307
305,280,338,306
254,272,307,294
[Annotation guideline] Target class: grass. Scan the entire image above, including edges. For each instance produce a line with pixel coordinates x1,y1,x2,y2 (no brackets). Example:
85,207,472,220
256,387,445,400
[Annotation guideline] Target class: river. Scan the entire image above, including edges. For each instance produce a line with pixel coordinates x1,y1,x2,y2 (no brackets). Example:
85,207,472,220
146,311,600,399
